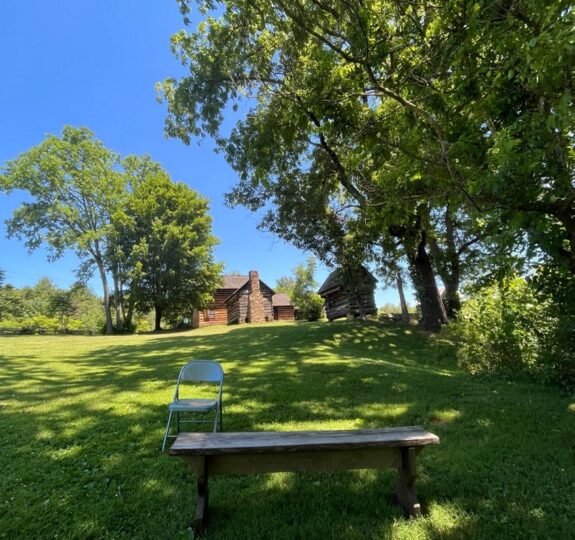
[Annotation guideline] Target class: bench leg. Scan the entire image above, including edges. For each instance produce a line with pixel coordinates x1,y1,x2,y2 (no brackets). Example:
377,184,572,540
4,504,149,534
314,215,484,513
395,446,421,517
193,457,209,534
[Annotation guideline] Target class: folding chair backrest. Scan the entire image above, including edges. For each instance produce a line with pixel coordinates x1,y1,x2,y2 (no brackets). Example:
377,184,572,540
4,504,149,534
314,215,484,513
179,360,223,384
163,360,224,450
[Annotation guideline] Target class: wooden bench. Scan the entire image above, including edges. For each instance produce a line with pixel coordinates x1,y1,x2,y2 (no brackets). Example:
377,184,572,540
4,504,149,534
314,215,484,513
169,426,440,534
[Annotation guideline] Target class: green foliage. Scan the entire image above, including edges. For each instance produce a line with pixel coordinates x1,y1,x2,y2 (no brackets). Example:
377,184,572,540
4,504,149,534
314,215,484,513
48,283,104,332
0,126,126,334
2,132,221,334
452,278,541,375
302,293,325,322
530,265,575,390
0,284,26,320
451,275,574,391
132,313,151,333
0,278,104,334
111,167,222,330
0,279,47,322
275,257,324,321
63,284,105,333
19,315,60,334
0,127,123,259
378,303,415,315
0,319,20,332
161,0,575,335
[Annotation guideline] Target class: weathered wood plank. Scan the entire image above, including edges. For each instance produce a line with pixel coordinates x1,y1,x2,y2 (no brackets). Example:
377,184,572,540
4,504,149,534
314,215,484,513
181,446,401,475
169,427,439,456
274,305,295,321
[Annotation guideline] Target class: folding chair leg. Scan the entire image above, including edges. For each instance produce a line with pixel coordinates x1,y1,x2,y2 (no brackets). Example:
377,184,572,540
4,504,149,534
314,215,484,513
161,410,174,452
213,403,223,433
219,404,223,432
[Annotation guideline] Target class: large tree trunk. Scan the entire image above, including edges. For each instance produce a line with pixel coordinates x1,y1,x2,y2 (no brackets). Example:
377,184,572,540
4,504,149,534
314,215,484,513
125,294,134,330
441,208,461,318
95,256,113,335
345,268,366,319
442,279,461,317
154,306,163,331
407,232,448,332
352,277,367,320
396,273,410,323
112,270,124,329
552,206,575,275
427,207,462,320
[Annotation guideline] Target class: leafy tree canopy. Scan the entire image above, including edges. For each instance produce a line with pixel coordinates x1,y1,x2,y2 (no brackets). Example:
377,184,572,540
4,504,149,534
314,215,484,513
0,126,125,334
112,167,222,330
1,128,223,334
275,257,324,320
161,0,575,289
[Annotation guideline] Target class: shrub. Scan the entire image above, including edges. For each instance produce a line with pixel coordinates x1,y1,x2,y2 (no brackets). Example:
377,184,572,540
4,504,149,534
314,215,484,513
303,293,325,321
0,319,20,334
20,315,60,334
133,315,151,333
378,303,402,315
64,319,85,333
530,266,575,390
450,275,574,391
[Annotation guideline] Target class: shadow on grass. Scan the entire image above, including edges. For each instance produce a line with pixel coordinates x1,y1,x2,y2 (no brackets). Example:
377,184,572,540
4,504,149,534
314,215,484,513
0,320,573,539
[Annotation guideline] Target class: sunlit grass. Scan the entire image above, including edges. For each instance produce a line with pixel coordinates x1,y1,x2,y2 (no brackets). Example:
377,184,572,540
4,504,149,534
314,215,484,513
0,320,573,539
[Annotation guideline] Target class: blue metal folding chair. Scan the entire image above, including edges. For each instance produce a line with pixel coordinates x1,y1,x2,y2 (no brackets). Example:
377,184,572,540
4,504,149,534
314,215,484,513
161,360,224,451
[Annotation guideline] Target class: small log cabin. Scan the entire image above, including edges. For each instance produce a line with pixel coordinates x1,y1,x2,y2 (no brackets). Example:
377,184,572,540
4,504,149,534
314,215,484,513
272,293,295,321
317,267,378,321
193,271,294,327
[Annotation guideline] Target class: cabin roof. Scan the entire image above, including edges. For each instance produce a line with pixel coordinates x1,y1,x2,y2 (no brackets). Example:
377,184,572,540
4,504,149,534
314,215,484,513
224,278,276,304
317,266,377,296
221,275,249,289
272,293,293,307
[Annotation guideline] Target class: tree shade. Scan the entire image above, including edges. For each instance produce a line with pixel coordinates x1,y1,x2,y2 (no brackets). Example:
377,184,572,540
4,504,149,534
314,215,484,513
161,0,575,331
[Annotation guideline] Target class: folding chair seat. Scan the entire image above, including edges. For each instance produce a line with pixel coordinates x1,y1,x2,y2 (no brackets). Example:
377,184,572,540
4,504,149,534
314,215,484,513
161,360,224,451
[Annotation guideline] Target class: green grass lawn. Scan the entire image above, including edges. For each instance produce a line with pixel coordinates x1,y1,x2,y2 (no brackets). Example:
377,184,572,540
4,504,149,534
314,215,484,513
1,320,573,539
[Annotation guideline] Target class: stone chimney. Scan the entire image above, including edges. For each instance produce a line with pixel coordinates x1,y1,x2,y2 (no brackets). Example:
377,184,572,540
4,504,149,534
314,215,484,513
248,270,266,323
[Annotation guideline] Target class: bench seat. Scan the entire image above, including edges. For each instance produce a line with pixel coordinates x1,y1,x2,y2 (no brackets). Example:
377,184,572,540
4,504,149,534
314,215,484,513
170,426,439,533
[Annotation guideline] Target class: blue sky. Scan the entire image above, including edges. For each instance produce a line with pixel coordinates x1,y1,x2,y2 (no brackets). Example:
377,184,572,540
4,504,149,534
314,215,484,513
0,0,404,306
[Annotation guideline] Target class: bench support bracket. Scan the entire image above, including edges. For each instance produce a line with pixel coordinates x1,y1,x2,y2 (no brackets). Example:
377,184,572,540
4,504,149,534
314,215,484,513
395,446,421,517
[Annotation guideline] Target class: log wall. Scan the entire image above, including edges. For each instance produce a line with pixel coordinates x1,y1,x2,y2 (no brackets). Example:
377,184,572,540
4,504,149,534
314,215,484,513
273,306,295,321
196,289,237,327
324,288,377,321
260,284,275,322
197,280,278,326
227,292,249,324
324,290,349,321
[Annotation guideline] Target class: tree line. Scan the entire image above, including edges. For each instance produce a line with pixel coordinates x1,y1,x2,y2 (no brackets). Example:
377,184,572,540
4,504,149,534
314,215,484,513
0,127,222,333
0,275,105,334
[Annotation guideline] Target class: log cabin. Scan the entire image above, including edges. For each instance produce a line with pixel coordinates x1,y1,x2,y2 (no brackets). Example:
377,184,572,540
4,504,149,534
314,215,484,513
272,293,295,321
318,267,378,321
193,270,294,327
